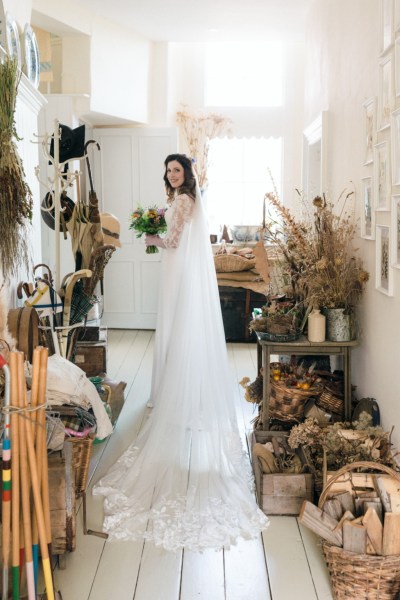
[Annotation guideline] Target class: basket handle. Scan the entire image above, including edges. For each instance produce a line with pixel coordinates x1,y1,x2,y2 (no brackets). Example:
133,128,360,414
318,461,400,509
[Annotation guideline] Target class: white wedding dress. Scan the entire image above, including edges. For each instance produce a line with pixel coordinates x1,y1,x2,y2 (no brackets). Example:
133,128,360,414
93,185,269,552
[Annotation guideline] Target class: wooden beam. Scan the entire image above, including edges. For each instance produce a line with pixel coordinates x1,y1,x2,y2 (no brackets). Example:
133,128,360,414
363,507,383,555
299,501,342,546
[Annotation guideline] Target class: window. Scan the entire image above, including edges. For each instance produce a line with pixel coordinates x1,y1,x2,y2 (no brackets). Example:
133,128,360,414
205,42,283,107
206,137,282,233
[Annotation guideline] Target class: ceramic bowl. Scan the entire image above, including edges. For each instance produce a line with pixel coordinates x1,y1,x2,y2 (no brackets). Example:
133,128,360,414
229,225,260,243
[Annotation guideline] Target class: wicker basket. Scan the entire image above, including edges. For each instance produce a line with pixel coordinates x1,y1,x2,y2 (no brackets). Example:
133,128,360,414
317,386,344,416
269,380,321,422
318,461,400,600
65,435,94,499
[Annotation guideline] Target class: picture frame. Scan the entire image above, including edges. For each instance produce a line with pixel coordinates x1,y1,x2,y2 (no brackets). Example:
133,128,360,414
376,224,393,295
391,107,400,183
363,97,376,165
391,194,400,267
381,0,394,54
395,38,400,96
378,53,394,130
374,141,391,210
361,177,375,239
395,0,400,31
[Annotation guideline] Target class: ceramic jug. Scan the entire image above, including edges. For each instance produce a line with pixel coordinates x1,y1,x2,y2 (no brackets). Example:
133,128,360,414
307,309,326,343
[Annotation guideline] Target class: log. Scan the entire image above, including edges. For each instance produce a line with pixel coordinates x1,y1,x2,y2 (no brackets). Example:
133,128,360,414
382,512,400,555
323,498,343,520
363,507,383,555
299,501,342,546
375,475,392,512
342,520,367,554
332,491,355,515
389,493,400,513
333,510,355,532
363,500,383,522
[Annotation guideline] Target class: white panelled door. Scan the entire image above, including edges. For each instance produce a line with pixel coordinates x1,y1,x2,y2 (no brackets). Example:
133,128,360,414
92,127,178,328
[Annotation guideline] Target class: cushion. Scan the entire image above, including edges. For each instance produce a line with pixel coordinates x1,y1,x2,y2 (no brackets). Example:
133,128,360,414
214,254,256,272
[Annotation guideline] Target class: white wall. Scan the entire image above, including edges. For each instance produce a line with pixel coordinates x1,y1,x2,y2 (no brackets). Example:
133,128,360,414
154,41,305,204
31,0,151,124
304,0,400,443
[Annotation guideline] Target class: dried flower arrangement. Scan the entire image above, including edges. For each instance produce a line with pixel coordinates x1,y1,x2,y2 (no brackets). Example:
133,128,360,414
176,106,232,188
264,191,369,310
288,414,397,485
0,57,32,279
249,298,304,338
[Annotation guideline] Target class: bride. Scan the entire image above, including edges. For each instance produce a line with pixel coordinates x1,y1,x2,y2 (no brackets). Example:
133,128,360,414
93,153,269,551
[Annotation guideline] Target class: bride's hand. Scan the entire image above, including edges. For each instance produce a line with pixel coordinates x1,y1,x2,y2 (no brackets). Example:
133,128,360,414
145,234,160,247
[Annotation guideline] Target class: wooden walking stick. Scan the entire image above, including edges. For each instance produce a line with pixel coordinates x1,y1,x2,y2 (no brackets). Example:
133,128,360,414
21,350,55,600
9,351,20,600
16,351,35,599
37,348,54,561
30,346,42,591
0,354,11,600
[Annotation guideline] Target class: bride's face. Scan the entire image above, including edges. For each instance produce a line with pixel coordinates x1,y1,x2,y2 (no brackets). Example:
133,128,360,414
166,161,185,189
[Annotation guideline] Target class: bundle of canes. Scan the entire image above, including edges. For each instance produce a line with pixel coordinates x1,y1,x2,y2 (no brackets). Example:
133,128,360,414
7,349,56,600
0,353,11,600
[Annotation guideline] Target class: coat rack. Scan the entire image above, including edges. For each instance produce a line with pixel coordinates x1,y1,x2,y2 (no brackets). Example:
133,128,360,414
35,119,93,357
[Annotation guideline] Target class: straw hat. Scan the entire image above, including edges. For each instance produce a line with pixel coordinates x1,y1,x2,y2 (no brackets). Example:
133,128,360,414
100,213,122,247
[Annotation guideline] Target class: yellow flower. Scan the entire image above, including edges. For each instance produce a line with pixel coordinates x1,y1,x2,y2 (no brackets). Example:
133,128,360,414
313,196,324,207
316,257,328,270
358,270,370,283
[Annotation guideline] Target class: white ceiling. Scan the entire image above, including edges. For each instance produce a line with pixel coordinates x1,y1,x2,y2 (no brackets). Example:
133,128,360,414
77,0,313,43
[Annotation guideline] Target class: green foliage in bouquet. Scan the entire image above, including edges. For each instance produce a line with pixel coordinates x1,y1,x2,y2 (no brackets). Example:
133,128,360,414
129,206,167,254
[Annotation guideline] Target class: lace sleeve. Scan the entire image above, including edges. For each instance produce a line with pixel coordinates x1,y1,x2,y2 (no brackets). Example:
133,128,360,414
162,194,194,249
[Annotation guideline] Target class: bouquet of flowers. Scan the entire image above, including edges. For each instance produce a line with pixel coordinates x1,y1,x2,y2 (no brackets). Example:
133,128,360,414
129,206,167,254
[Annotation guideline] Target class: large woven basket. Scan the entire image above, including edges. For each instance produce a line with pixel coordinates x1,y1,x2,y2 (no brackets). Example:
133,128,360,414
318,461,400,600
269,380,321,422
65,435,94,498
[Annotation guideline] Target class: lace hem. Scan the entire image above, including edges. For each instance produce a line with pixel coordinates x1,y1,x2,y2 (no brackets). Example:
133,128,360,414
95,489,269,552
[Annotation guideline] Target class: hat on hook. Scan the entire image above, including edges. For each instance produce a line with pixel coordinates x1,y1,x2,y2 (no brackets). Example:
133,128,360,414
100,213,122,248
49,124,86,163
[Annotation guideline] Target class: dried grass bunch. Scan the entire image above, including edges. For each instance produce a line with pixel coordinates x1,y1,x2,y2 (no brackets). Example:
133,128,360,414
288,414,397,483
265,191,369,310
0,57,32,279
176,106,232,188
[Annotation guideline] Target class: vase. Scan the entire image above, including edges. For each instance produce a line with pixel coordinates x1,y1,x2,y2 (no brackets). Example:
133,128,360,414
307,309,326,343
323,307,355,342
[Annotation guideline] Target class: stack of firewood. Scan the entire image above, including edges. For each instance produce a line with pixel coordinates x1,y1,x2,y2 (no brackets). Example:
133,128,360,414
299,463,400,556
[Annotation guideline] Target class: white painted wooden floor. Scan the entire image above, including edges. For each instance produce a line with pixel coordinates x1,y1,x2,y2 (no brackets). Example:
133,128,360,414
52,329,334,600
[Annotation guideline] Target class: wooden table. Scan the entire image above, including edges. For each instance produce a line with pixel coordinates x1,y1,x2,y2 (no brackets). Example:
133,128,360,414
256,333,359,430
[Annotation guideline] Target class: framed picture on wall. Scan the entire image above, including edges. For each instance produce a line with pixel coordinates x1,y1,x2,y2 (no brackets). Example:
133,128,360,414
376,224,393,295
378,53,394,130
363,97,376,165
391,195,400,267
361,177,375,239
381,0,394,54
391,107,400,183
395,38,400,96
395,0,400,31
374,141,391,210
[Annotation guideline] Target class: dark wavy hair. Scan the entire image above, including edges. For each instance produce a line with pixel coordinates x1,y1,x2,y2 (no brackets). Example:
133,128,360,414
164,153,196,201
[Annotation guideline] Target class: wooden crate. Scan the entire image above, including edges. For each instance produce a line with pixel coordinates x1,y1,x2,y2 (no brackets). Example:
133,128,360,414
48,445,76,555
252,431,314,516
77,325,108,343
74,341,107,376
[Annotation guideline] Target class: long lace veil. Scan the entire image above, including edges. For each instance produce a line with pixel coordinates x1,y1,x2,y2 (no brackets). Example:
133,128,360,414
93,177,269,551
